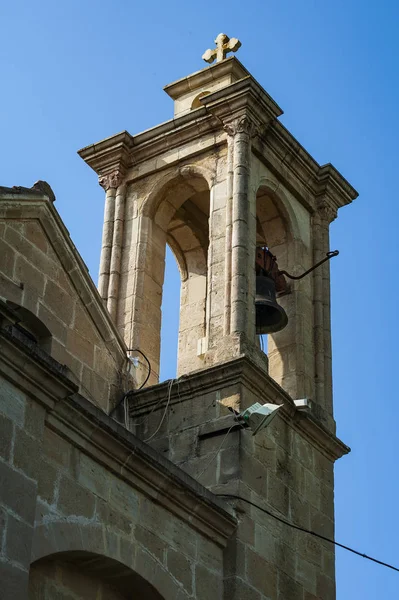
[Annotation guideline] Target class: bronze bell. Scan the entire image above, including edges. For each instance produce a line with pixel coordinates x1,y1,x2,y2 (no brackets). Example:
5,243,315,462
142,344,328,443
255,247,288,335
255,274,288,334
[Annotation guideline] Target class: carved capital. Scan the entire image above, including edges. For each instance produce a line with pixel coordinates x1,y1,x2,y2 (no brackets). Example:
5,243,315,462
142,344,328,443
316,200,337,223
224,116,259,139
98,171,124,191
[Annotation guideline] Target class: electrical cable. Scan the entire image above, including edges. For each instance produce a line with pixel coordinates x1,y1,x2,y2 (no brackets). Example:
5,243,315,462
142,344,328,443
108,348,151,417
144,378,175,442
216,494,399,574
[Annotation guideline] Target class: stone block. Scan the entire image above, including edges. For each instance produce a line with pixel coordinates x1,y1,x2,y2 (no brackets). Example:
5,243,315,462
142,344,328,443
275,539,297,580
104,529,119,559
316,573,335,600
38,302,68,344
196,537,223,571
13,426,41,480
0,560,29,599
77,453,110,500
135,525,166,563
37,460,58,505
0,375,26,425
276,447,305,496
0,461,37,523
42,428,71,469
169,427,196,463
224,577,262,600
0,505,7,552
141,502,196,560
195,564,222,600
224,538,246,578
135,547,182,599
267,471,289,516
95,497,133,536
109,477,140,519
23,398,45,440
15,255,46,298
292,435,314,471
73,304,100,344
246,547,277,598
254,524,276,563
278,571,304,600
0,237,15,279
24,221,48,254
119,536,136,570
0,412,13,461
234,512,254,547
296,556,317,596
289,489,310,529
167,547,193,594
66,329,94,368
5,514,33,567
57,476,95,519
43,279,74,326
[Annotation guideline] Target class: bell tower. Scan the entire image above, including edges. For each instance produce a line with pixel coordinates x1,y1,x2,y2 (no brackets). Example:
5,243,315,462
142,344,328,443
79,35,357,599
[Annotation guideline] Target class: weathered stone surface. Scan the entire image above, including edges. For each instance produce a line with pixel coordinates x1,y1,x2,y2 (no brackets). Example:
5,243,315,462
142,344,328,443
0,43,356,599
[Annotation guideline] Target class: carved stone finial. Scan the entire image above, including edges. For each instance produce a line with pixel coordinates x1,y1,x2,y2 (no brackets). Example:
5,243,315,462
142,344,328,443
223,116,259,139
202,33,241,64
98,171,124,191
32,180,56,203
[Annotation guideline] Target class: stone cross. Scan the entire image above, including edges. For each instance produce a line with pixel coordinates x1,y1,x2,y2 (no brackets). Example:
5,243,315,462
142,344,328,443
202,33,242,64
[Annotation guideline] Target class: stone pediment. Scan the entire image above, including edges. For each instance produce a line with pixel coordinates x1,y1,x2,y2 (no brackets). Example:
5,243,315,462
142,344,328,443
0,186,127,409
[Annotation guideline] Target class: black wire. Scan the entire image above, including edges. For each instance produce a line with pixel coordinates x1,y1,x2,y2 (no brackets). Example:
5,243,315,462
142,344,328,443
217,494,399,574
108,349,151,417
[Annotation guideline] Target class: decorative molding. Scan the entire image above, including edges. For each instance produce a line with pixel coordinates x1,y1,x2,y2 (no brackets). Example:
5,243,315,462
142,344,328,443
98,170,124,191
130,355,349,462
316,199,337,223
223,115,259,139
0,327,237,547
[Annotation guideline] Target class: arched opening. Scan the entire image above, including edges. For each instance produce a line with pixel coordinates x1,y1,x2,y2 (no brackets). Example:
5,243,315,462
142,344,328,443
255,187,290,357
190,91,211,110
29,552,165,599
137,171,211,383
160,245,180,381
4,301,52,353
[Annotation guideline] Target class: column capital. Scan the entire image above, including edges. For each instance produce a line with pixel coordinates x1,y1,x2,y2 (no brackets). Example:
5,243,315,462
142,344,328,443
315,199,337,224
223,115,260,139
98,170,124,191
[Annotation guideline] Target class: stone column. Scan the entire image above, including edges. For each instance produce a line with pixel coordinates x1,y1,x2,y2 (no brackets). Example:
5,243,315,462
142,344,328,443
225,116,257,336
223,135,234,336
313,200,336,415
98,171,123,302
107,183,126,320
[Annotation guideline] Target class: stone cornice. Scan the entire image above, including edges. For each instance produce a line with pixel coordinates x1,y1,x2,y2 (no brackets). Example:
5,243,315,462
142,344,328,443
0,325,78,411
130,356,349,461
201,75,283,131
78,131,133,180
0,327,236,546
0,194,127,362
164,56,250,100
78,71,357,214
48,393,237,547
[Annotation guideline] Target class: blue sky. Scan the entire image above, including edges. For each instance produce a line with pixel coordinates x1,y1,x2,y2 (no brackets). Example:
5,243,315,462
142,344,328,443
1,1,398,597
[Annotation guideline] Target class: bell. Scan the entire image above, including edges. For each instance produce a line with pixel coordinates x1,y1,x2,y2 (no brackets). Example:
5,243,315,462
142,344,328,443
255,275,288,334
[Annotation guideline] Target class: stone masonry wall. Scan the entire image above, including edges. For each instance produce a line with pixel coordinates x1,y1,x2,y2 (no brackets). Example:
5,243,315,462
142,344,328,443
0,363,230,600
0,216,124,411
129,361,340,600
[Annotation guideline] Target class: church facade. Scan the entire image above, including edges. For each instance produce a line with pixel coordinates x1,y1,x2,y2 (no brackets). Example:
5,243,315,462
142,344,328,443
0,36,357,599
